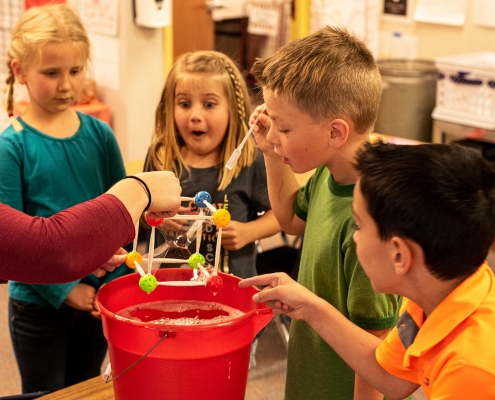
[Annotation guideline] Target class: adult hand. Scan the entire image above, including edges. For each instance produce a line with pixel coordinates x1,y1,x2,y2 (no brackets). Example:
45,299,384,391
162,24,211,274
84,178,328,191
157,205,191,233
249,104,276,157
134,171,182,218
93,247,127,278
107,171,182,225
239,272,318,321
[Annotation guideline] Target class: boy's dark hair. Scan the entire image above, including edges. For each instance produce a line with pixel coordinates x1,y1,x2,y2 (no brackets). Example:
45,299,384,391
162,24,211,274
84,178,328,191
355,141,495,280
250,26,382,134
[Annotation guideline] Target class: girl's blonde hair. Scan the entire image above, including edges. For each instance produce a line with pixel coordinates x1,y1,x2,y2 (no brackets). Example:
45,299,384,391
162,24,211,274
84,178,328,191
148,51,256,191
3,4,90,127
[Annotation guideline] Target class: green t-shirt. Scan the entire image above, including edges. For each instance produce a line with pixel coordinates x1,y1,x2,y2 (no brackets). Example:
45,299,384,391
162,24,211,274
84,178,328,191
286,166,400,400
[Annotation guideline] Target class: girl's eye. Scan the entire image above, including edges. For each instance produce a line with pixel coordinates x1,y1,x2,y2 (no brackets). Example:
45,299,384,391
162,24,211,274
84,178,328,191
178,101,190,108
353,222,360,231
205,101,216,109
278,129,289,134
70,68,82,75
44,71,57,77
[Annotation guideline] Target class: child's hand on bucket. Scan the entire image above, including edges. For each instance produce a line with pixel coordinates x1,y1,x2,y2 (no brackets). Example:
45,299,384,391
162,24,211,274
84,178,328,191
239,272,320,322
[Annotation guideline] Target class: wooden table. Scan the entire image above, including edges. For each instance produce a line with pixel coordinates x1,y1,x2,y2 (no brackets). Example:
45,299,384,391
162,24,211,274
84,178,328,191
38,377,114,400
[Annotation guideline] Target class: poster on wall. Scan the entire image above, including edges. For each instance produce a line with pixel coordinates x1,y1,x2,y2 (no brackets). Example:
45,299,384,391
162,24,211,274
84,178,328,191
310,0,381,56
79,0,119,37
472,0,495,28
382,0,411,23
414,0,466,26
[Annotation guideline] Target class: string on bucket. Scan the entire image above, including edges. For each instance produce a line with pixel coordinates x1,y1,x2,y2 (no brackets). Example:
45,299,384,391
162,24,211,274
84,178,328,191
104,332,170,383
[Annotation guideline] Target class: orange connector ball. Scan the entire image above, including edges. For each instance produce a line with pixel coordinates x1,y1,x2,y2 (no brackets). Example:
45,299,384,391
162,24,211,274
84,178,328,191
126,251,143,269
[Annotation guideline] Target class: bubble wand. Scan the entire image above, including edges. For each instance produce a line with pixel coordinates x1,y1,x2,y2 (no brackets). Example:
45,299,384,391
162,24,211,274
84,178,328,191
130,191,228,295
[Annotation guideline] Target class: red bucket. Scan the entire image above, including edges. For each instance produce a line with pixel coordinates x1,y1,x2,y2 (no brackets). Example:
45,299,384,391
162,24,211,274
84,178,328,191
95,269,273,400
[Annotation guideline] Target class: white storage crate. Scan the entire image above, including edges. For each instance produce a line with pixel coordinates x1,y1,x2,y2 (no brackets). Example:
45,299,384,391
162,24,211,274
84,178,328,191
433,52,495,130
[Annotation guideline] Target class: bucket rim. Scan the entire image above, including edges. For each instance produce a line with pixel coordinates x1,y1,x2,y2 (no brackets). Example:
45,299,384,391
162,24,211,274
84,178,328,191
95,271,273,332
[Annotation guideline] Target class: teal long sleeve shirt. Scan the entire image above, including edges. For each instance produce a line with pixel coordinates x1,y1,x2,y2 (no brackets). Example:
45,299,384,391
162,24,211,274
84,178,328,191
0,113,132,308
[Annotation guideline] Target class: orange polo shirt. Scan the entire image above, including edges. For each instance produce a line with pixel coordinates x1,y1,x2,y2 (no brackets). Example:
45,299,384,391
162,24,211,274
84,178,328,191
376,263,495,399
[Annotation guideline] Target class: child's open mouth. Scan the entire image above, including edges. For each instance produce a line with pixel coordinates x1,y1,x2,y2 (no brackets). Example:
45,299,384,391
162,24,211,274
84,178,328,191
192,130,205,137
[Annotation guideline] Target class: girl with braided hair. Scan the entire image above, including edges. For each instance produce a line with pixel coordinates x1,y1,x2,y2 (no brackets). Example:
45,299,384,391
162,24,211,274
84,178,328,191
0,4,133,393
145,50,280,282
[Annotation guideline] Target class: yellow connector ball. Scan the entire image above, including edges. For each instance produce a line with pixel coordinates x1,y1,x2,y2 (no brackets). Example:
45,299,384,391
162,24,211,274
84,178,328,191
125,251,142,268
213,209,231,227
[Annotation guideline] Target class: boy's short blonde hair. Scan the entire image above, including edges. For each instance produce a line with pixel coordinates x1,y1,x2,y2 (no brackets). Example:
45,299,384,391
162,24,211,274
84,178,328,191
251,26,381,134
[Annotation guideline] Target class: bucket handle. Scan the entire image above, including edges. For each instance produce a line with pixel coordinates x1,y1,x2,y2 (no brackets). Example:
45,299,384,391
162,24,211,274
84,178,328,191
105,330,175,383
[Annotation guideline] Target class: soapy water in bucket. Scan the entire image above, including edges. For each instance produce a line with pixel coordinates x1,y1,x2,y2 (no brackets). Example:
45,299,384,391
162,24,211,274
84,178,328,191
126,191,231,295
115,299,244,326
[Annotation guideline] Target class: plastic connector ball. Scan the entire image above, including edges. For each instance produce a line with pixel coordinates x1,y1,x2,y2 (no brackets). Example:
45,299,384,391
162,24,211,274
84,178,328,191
194,191,212,208
213,209,231,227
188,253,205,269
139,275,158,293
145,217,164,227
125,251,142,269
206,275,224,295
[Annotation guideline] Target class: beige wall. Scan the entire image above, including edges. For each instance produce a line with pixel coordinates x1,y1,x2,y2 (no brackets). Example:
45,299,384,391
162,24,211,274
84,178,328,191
381,0,495,60
69,0,164,164
70,0,495,163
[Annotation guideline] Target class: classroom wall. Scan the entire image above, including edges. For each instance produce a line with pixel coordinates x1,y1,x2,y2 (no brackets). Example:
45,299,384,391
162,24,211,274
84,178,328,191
380,0,495,60
68,0,164,164
75,0,495,163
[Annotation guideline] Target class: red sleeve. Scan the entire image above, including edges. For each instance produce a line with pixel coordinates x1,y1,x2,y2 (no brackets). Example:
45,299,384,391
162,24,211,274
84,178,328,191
0,194,135,284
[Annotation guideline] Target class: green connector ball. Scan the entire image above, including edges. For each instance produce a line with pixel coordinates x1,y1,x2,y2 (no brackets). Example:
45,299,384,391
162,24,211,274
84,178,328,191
139,275,158,293
188,253,205,269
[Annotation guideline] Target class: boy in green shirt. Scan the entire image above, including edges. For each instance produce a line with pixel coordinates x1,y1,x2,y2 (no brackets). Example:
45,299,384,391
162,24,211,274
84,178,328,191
248,26,400,399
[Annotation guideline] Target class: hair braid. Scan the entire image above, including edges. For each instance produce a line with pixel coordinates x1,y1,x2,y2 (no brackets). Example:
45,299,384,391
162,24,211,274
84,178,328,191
223,59,248,131
3,68,22,132
3,69,15,116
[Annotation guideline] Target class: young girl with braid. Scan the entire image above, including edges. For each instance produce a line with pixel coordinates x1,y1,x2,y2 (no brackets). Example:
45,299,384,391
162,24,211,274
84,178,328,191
145,50,280,284
0,4,133,393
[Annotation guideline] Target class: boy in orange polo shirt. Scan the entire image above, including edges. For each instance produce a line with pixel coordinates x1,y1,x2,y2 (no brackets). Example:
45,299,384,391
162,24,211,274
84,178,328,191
240,141,495,399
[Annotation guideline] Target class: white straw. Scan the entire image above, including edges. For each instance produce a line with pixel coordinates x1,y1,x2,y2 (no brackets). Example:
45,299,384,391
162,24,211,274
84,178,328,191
142,258,189,263
185,220,199,238
196,208,204,253
214,227,222,275
202,200,217,213
132,222,139,252
134,261,146,277
164,215,213,221
197,263,211,278
148,227,155,275
225,104,266,170
157,281,206,287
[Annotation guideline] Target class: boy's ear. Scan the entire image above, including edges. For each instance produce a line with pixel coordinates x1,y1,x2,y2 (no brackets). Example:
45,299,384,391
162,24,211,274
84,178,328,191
11,59,26,84
391,237,412,276
329,119,349,147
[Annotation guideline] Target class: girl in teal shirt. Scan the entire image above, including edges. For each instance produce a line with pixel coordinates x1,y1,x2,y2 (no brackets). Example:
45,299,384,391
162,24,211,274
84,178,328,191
0,4,132,394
